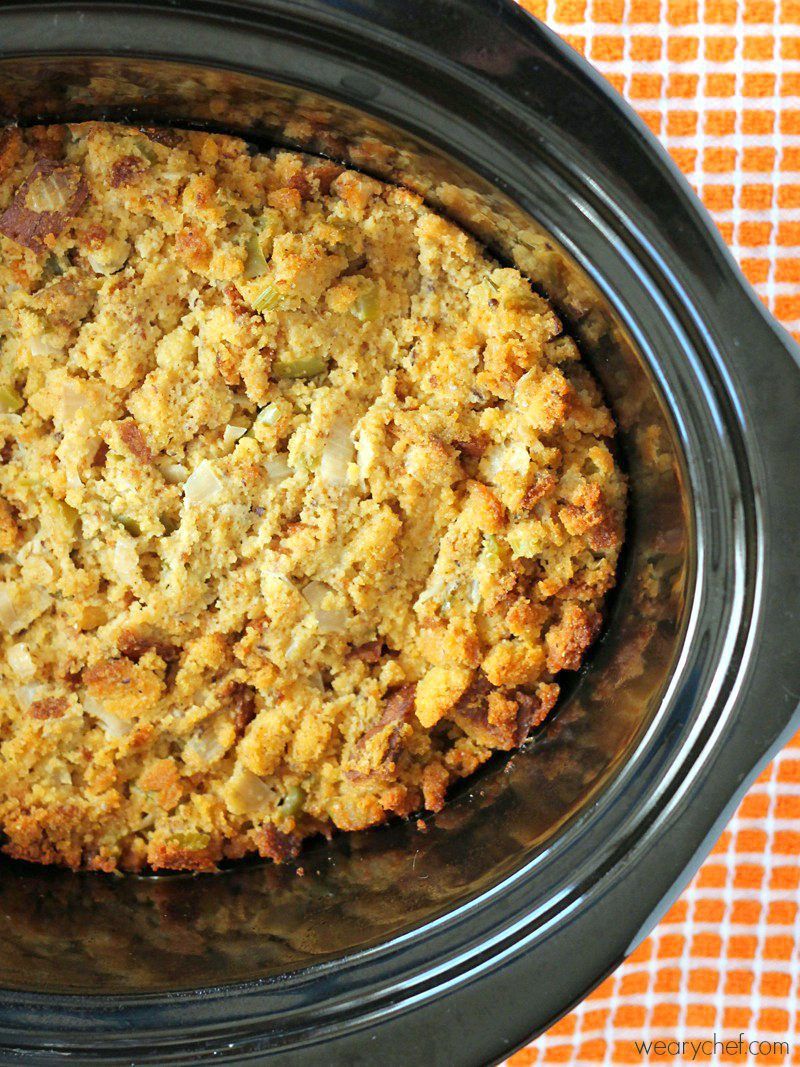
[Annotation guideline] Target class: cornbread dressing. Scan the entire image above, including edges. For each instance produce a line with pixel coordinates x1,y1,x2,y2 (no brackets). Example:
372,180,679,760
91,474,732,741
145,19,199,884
0,123,625,872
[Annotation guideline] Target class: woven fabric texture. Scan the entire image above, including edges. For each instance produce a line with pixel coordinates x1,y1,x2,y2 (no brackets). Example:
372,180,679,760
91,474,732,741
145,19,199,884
507,1,800,1062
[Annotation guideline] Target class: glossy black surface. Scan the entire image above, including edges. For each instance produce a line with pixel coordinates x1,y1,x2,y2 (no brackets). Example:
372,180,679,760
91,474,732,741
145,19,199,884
0,1,798,1064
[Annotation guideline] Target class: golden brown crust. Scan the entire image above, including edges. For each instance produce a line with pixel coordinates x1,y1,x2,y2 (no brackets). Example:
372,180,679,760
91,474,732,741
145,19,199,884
0,498,19,551
28,696,68,721
0,123,625,872
117,419,153,464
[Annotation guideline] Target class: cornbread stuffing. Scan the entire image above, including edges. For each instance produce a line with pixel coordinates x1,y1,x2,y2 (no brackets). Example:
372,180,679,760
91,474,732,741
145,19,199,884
0,123,625,872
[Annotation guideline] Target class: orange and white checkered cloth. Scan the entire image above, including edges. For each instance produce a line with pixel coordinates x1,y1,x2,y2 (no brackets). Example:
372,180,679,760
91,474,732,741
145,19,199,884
507,1,800,1063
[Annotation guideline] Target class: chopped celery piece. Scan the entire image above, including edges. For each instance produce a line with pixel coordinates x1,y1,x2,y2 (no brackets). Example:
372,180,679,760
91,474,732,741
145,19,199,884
483,534,500,560
44,254,64,278
281,785,306,817
273,355,327,380
0,385,24,414
244,234,268,279
168,830,210,851
135,139,159,164
160,514,180,535
252,283,282,314
115,515,142,537
352,283,379,322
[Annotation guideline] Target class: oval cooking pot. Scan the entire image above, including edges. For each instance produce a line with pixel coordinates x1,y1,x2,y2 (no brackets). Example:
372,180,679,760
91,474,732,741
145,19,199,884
0,1,799,1064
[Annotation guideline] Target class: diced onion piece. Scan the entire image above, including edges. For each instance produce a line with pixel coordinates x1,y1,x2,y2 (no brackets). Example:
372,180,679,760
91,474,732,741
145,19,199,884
24,554,54,585
302,580,329,610
505,442,530,475
416,583,439,606
320,419,354,488
45,496,79,536
184,729,225,767
482,442,529,482
57,382,89,421
113,538,139,581
0,584,52,635
29,334,64,357
481,445,504,480
15,683,43,710
266,455,292,483
86,239,130,276
25,168,79,213
355,430,376,480
83,693,131,739
252,283,282,314
226,766,275,815
303,580,349,634
223,423,248,446
307,670,324,692
273,354,327,379
184,459,223,504
7,642,36,680
255,403,280,426
244,234,268,278
285,627,314,663
162,462,189,485
0,385,23,414
263,569,298,595
416,575,458,613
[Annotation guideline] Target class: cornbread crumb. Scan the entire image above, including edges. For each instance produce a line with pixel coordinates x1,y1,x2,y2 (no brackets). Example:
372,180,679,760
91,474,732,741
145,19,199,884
0,123,625,871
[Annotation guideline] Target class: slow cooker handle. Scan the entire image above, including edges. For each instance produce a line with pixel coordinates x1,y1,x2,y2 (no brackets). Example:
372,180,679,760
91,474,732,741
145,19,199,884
727,300,800,754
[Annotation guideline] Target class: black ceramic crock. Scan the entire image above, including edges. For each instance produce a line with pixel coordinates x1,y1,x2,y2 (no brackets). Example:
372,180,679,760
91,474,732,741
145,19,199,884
1,1,799,1063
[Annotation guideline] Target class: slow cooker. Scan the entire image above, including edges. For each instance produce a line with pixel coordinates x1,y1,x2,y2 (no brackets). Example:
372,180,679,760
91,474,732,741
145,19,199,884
1,1,799,1063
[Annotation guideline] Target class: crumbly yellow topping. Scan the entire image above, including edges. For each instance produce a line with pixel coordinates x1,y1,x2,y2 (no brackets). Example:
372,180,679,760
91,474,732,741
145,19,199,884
0,123,625,871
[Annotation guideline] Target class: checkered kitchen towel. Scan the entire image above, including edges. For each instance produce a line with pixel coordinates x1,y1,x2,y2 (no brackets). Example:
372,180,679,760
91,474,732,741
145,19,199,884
507,1,800,1063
